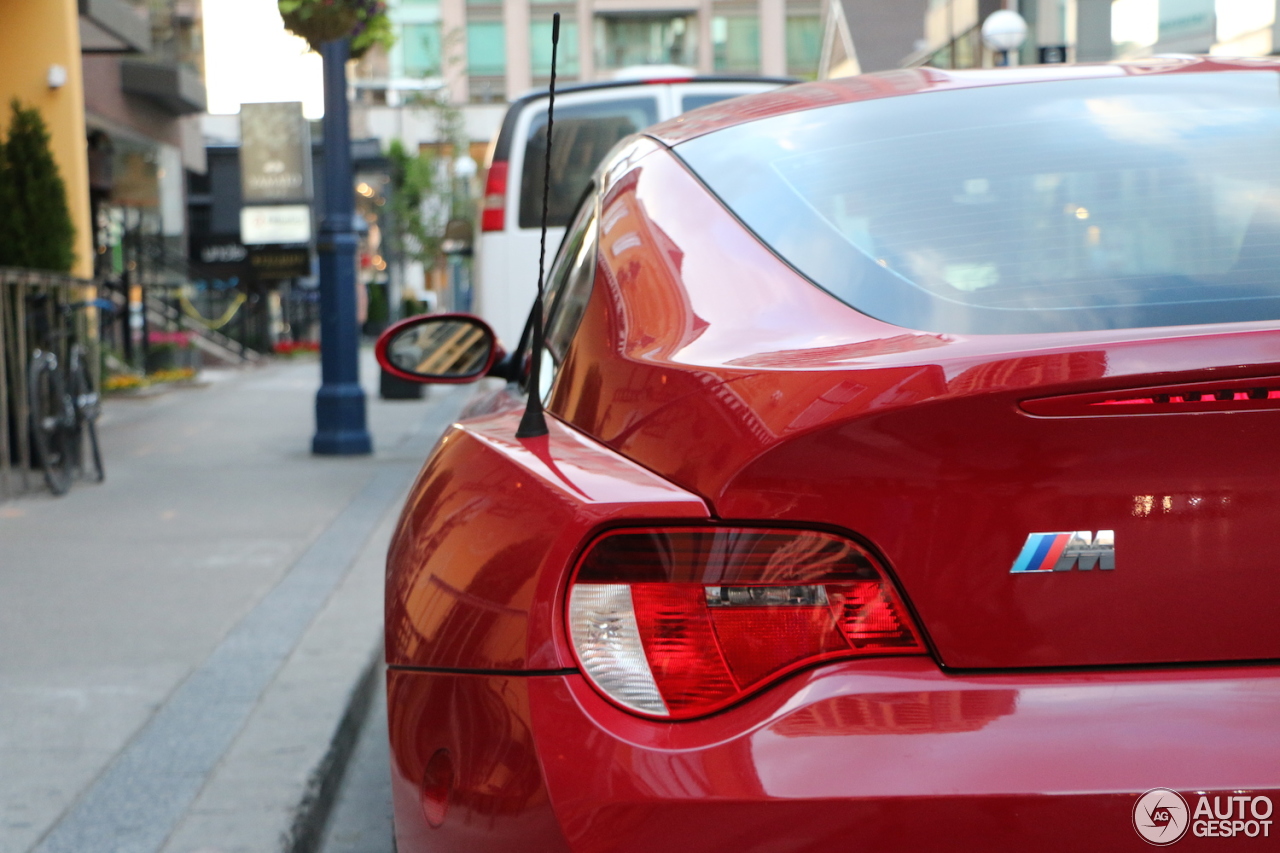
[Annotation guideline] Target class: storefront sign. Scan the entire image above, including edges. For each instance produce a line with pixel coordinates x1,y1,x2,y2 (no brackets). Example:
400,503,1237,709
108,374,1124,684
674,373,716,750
249,246,312,280
241,205,312,245
240,102,313,203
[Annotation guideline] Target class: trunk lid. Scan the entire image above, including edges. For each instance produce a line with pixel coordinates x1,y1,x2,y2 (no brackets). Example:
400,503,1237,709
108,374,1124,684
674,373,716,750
714,351,1280,669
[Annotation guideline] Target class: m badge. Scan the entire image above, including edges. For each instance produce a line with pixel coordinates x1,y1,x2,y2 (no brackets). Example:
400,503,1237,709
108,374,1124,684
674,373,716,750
1010,530,1115,573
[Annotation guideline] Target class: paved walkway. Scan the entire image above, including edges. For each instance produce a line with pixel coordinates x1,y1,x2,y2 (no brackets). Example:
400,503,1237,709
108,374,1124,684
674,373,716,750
0,355,466,853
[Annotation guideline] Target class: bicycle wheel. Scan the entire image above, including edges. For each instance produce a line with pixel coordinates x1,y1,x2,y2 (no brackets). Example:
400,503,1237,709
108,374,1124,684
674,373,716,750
70,345,104,482
28,350,75,496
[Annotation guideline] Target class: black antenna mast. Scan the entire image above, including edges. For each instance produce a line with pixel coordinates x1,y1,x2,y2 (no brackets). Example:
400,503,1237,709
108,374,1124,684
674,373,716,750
516,12,560,439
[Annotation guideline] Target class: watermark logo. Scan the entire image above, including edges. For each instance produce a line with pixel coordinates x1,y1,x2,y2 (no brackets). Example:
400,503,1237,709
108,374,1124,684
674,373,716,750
1134,788,1190,846
1133,790,1274,844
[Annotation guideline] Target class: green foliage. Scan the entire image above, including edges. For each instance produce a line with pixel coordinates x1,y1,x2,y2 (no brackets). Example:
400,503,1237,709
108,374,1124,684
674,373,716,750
386,139,439,265
0,136,20,268
278,0,395,57
0,101,75,272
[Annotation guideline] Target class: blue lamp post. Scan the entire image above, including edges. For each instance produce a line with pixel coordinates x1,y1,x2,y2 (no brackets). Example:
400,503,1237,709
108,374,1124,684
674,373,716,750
312,37,373,455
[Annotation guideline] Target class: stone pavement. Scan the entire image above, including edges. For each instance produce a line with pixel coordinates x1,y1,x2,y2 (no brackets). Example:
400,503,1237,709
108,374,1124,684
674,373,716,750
0,355,468,853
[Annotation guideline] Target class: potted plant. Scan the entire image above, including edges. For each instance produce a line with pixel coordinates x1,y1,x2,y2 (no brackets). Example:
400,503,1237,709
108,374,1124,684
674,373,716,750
278,0,394,58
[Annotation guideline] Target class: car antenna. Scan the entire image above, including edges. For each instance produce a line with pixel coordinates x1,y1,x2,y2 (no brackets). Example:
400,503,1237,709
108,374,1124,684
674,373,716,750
517,13,560,439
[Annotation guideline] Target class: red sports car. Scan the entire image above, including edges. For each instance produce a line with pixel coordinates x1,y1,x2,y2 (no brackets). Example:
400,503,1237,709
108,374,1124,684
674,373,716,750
377,58,1280,851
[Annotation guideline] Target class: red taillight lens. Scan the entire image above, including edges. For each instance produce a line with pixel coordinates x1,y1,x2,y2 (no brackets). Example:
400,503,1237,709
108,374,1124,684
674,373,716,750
480,161,508,232
567,528,926,719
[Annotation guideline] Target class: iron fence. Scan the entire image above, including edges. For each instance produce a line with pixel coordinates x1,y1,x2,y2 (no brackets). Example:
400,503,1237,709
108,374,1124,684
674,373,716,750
0,268,97,501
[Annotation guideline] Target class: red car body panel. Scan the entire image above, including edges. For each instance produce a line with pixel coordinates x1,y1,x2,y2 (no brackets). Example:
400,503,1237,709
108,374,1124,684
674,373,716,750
550,139,1280,670
387,60,1280,851
389,660,1280,852
649,56,1279,146
386,410,708,671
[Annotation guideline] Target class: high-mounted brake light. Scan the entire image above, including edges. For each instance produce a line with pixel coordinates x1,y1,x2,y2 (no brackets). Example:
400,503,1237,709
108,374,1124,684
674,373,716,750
567,528,926,719
1022,375,1280,416
480,161,508,232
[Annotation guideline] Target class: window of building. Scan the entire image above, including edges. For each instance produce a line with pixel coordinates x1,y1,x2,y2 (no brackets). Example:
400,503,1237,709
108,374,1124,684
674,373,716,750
532,19,580,77
467,21,506,76
596,15,697,69
785,15,822,78
402,23,442,77
712,15,760,73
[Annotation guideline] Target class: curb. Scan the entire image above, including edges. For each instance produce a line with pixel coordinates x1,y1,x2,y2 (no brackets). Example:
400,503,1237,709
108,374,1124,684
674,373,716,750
286,645,384,853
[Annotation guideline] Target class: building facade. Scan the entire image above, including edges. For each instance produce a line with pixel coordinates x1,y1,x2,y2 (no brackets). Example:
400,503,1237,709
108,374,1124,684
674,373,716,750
356,0,828,108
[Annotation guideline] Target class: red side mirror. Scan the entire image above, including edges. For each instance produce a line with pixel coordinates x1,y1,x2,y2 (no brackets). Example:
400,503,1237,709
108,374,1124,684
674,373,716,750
375,313,505,384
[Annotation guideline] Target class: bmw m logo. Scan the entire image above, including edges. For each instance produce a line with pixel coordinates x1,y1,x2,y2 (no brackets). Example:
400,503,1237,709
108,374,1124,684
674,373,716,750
1010,530,1115,573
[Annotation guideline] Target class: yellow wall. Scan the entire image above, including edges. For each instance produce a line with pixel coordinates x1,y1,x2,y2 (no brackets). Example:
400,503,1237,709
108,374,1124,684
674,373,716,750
0,0,93,278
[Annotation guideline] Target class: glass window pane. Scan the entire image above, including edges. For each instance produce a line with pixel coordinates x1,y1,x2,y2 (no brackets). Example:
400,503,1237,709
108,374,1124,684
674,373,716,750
402,23,442,77
467,21,506,76
597,15,697,69
518,97,658,228
532,19,580,76
785,15,822,77
713,15,760,73
678,72,1280,334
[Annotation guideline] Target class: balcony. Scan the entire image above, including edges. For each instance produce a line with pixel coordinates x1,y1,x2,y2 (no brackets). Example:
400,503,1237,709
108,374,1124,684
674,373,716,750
79,0,151,54
121,59,206,115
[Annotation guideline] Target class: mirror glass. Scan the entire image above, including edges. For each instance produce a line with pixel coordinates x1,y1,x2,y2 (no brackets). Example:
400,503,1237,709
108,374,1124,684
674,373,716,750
385,317,494,379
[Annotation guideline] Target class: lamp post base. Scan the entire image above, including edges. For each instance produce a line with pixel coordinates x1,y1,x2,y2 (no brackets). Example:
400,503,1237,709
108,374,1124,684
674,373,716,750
312,383,372,455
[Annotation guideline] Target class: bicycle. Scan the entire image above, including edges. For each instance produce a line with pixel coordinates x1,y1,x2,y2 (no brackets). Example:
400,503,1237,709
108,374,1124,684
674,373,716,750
27,299,109,495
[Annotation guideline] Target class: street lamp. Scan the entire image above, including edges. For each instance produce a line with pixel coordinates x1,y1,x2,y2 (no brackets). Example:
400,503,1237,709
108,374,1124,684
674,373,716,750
982,9,1029,67
312,37,373,455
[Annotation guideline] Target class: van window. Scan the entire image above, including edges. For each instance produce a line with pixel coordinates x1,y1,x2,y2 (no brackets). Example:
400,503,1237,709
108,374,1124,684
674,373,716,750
518,97,657,229
682,93,736,112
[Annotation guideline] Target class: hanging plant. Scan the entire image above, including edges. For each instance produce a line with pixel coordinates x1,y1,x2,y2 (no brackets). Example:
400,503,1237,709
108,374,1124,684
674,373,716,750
278,0,394,58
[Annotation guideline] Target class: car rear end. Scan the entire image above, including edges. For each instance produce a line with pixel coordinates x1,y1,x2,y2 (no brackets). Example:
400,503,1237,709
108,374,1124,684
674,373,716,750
391,63,1280,852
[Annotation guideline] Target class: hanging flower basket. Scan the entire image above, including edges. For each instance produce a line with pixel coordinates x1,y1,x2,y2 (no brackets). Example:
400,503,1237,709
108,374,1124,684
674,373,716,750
278,0,393,58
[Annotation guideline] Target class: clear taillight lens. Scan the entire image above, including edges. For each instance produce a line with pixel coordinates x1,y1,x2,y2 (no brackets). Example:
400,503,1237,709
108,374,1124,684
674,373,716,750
567,528,927,719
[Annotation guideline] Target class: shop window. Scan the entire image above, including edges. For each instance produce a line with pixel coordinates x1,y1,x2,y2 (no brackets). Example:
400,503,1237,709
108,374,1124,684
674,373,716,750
532,19,580,76
467,21,506,77
713,15,760,73
786,15,822,78
402,23,442,77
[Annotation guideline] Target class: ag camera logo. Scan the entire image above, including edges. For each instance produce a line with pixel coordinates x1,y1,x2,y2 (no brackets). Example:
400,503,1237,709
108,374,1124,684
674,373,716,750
1134,789,1189,845
1133,789,1275,844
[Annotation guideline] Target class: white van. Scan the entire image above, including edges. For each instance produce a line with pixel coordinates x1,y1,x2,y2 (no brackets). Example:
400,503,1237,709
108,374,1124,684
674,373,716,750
474,75,791,348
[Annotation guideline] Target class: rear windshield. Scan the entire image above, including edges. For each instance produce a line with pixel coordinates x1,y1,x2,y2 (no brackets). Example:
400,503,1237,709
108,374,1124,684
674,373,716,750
519,97,658,229
677,72,1280,334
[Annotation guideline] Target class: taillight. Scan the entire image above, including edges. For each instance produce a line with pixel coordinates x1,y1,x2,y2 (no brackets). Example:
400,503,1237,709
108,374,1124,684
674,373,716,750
567,527,926,719
480,161,507,232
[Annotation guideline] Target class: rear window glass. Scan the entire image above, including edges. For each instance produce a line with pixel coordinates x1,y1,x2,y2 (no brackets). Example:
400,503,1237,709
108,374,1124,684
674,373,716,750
677,72,1280,334
519,97,658,229
682,93,737,112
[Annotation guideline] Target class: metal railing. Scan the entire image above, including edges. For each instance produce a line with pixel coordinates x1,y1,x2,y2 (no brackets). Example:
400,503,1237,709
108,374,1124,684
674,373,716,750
0,268,97,501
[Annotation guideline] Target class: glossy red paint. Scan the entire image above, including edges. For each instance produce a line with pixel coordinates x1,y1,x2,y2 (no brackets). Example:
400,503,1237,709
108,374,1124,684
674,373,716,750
389,659,1280,852
385,409,708,671
648,56,1280,145
389,62,1280,851
549,138,1280,669
374,313,504,384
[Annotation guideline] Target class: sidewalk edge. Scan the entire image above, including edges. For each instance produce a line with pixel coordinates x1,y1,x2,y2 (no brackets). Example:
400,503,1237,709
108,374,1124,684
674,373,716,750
285,642,383,853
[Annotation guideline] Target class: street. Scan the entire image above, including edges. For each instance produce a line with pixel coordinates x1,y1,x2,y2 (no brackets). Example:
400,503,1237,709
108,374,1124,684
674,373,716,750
0,355,462,853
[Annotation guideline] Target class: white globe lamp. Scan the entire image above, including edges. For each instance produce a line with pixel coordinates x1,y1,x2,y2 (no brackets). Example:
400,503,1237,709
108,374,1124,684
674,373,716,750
982,10,1028,65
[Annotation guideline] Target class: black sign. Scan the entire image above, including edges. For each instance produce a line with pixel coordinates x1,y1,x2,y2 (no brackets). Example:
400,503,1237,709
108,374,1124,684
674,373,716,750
191,235,248,266
248,246,311,280
1038,45,1067,64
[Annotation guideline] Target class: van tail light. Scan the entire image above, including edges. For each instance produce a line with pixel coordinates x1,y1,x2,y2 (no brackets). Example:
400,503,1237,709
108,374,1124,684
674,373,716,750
480,161,508,232
567,528,926,719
